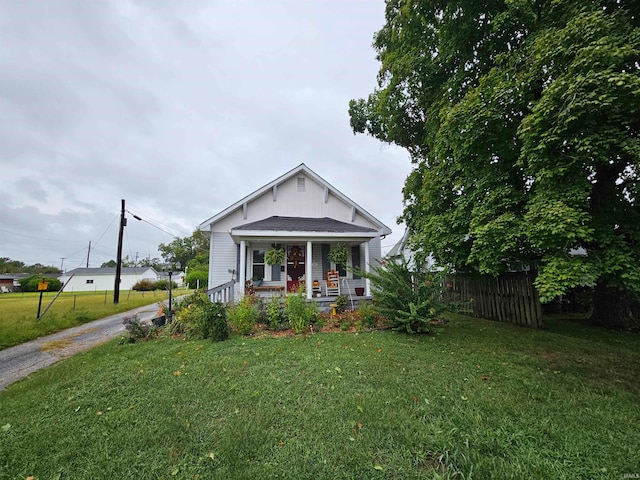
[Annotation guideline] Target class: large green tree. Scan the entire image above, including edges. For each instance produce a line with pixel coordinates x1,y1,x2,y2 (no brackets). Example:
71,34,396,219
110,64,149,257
158,230,209,289
350,0,640,327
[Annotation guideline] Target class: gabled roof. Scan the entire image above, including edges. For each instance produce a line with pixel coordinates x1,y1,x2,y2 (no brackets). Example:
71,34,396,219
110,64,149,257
233,216,378,234
62,267,157,276
198,163,392,235
386,227,410,258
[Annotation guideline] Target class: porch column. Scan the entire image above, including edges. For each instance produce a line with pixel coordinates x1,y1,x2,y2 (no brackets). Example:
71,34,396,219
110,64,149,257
239,240,247,299
364,240,371,296
306,241,312,300
207,230,215,289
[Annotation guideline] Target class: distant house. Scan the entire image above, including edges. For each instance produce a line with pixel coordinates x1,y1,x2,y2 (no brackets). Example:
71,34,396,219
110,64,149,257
198,163,392,300
0,273,29,293
58,267,159,292
157,270,186,287
0,275,17,293
386,228,437,271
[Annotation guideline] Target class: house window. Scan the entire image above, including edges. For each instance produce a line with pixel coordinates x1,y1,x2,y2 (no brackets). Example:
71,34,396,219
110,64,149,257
297,177,305,192
252,249,265,280
86,279,94,284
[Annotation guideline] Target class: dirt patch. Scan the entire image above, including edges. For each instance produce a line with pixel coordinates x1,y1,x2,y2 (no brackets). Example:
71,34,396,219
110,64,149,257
40,339,74,352
67,327,99,338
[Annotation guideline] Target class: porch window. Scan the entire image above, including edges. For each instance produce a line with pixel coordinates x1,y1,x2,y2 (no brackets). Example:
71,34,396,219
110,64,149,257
252,249,265,280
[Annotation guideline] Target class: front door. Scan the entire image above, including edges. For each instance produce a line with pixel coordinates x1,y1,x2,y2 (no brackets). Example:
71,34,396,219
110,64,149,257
286,245,305,292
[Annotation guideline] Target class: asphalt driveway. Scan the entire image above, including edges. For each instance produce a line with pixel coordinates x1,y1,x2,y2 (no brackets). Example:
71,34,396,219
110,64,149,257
0,303,163,391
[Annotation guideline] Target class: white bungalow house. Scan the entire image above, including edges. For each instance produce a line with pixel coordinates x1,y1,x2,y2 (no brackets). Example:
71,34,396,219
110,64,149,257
58,267,159,292
198,163,392,302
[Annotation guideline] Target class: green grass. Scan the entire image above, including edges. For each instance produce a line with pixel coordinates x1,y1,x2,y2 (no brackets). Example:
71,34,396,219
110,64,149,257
1,314,639,479
0,290,187,349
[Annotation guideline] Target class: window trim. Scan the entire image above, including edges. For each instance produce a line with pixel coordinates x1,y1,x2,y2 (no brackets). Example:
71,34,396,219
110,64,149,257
251,248,269,281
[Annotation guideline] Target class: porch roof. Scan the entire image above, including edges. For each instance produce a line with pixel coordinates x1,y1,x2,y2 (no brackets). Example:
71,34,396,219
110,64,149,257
230,216,378,242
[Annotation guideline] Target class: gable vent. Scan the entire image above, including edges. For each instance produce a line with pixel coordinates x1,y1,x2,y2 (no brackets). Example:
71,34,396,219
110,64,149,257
297,177,305,192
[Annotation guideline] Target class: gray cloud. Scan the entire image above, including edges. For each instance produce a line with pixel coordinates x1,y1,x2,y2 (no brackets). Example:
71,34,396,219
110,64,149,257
1,0,411,269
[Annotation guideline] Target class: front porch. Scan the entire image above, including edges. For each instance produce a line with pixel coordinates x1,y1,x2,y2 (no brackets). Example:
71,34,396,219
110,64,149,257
228,217,379,302
206,279,372,313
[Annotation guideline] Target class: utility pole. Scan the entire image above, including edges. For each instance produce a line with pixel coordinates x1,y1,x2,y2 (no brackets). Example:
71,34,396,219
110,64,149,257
86,241,91,268
60,257,66,273
114,199,126,304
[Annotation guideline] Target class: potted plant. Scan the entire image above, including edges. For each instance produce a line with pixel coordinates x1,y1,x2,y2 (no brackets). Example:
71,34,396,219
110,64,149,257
265,247,285,266
251,276,263,287
327,244,349,267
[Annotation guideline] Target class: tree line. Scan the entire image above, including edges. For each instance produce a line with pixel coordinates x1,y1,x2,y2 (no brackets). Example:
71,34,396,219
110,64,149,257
1,230,210,290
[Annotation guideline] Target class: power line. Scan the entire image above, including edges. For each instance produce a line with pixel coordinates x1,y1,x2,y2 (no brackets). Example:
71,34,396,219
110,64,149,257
0,227,86,243
92,214,119,248
126,209,183,239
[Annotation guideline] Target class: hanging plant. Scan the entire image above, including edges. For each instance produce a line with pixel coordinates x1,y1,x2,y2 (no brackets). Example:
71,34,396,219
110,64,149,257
265,247,285,266
328,243,349,266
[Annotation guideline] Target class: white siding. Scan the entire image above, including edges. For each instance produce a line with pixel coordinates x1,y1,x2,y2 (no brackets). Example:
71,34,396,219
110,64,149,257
209,231,237,289
367,237,383,268
61,270,158,292
211,175,380,233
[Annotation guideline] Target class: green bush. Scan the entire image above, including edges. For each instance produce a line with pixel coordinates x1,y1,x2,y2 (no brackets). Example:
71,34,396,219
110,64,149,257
364,259,449,334
173,292,228,341
227,296,259,335
185,267,208,289
132,279,155,291
153,279,178,291
284,288,318,334
265,295,284,330
335,295,348,313
357,301,377,328
19,276,61,292
121,315,156,343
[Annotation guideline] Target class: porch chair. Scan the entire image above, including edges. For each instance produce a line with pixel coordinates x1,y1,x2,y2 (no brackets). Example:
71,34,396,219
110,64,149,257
325,269,340,296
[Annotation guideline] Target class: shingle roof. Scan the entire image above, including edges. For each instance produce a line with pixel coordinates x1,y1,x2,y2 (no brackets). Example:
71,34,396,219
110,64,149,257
233,216,378,233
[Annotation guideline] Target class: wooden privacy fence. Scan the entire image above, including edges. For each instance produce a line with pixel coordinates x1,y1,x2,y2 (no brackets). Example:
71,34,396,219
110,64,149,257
450,271,544,328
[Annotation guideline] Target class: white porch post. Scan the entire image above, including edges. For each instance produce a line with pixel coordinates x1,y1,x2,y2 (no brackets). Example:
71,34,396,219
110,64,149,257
306,241,313,300
364,240,371,296
207,230,215,289
239,240,247,299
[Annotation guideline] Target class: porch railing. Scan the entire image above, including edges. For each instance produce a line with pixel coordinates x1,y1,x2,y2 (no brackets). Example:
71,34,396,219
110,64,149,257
206,280,235,303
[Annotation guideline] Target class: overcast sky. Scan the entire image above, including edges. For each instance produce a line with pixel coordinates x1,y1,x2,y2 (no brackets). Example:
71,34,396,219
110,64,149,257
1,0,411,271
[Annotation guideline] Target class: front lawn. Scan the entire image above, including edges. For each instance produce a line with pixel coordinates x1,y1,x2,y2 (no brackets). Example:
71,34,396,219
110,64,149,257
0,290,185,349
0,314,638,479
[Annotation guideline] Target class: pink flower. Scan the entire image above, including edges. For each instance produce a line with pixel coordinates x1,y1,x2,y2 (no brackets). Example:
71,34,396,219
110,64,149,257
425,280,431,286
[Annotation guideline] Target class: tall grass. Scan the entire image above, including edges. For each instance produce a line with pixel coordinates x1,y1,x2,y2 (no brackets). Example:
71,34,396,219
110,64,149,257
0,290,183,349
0,314,638,479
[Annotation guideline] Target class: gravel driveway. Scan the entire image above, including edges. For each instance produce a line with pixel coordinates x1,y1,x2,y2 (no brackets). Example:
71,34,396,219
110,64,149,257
0,303,163,391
